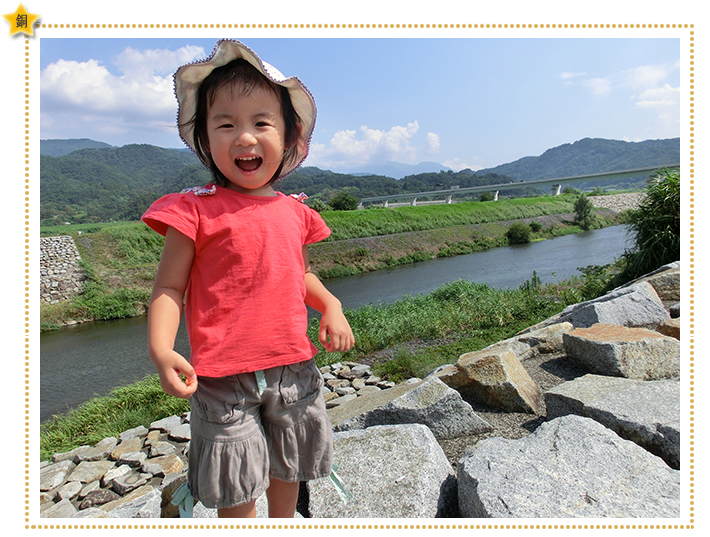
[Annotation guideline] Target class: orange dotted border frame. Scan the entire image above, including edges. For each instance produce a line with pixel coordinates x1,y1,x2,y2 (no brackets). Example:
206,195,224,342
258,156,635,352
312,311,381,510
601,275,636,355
25,23,695,530
36,22,693,29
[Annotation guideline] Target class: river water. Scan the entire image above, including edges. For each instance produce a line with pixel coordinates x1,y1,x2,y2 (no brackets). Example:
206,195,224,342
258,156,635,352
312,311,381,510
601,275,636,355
40,225,631,422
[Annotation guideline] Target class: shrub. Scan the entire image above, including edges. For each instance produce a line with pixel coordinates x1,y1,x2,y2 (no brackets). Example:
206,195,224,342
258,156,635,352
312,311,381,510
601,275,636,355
529,221,542,233
573,193,596,230
308,198,332,213
479,191,495,202
328,192,360,211
505,222,531,244
616,168,680,282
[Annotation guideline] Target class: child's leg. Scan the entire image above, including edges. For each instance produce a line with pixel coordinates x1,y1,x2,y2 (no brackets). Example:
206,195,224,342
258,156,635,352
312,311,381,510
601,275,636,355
218,500,257,518
266,478,300,518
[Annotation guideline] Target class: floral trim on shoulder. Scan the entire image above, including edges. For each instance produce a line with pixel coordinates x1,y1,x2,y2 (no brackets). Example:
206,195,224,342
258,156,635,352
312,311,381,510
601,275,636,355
180,183,217,196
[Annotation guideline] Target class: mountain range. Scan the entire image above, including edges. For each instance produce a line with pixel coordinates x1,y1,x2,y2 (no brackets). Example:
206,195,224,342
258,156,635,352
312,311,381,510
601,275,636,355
39,137,680,226
474,138,680,181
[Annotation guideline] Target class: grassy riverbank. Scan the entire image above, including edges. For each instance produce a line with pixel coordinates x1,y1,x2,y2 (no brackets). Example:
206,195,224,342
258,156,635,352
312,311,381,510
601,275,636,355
39,194,623,330
39,264,622,461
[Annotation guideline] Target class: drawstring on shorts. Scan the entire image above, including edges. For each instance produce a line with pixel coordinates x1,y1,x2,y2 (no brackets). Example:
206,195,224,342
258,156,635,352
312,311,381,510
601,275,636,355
171,481,195,518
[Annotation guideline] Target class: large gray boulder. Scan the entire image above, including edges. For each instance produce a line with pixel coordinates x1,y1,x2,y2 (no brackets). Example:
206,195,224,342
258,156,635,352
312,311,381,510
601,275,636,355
308,424,456,518
619,261,680,302
435,346,542,414
545,374,680,469
563,323,680,380
533,281,670,330
331,377,492,439
458,415,680,518
497,322,575,360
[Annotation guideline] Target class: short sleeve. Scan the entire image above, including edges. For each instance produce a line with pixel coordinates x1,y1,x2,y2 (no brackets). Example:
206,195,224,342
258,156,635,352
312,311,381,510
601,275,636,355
142,193,200,240
303,204,331,245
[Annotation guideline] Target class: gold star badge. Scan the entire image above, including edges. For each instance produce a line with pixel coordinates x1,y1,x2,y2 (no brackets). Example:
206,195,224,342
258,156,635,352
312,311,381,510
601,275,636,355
3,3,40,37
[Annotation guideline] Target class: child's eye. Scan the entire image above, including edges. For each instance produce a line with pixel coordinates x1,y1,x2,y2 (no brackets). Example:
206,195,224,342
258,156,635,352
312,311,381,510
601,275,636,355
255,121,271,127
219,123,233,129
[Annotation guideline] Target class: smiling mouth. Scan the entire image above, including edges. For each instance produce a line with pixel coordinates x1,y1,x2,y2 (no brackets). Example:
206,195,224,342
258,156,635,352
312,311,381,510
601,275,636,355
235,156,262,172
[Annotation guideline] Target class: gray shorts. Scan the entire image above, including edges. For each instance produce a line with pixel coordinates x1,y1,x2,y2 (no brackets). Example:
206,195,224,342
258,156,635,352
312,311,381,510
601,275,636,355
188,359,334,510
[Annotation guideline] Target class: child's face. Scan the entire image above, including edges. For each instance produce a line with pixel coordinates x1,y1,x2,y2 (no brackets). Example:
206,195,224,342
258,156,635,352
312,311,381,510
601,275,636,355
206,83,286,195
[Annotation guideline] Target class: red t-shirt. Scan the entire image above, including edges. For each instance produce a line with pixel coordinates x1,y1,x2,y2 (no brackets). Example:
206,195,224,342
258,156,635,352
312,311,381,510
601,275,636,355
142,186,331,377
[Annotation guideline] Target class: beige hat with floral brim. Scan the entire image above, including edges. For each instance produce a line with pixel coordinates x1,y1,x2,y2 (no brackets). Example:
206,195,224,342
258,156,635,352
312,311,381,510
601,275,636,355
174,39,316,180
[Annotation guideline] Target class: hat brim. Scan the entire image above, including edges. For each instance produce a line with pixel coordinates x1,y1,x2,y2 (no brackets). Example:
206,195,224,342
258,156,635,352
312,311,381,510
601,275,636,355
174,39,316,180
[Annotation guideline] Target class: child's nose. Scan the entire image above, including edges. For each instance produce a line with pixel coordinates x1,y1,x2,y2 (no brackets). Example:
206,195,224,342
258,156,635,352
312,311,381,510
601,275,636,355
235,129,257,146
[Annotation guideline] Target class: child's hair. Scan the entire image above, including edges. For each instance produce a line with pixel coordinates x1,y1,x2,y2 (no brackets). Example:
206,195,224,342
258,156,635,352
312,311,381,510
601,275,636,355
186,59,303,187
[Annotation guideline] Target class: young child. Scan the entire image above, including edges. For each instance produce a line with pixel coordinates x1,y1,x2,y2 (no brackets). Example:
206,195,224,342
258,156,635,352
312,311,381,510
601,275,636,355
142,40,354,518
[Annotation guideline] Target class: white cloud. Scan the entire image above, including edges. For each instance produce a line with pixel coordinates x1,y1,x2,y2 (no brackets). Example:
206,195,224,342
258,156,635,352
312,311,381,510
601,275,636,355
633,83,680,130
308,121,428,169
40,45,205,144
114,45,205,77
635,84,680,108
559,71,587,80
442,157,483,172
559,60,679,134
625,63,676,89
426,132,440,154
584,77,612,95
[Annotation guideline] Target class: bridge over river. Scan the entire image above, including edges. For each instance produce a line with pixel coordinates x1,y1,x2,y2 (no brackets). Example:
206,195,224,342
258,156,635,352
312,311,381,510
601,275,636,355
359,164,679,207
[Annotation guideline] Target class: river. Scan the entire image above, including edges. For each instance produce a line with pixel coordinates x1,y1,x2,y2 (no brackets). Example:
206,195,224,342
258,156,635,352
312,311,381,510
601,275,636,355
40,225,632,422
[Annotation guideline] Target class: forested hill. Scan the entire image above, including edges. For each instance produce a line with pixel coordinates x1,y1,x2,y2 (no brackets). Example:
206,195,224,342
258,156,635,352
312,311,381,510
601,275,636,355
40,138,115,157
40,145,210,225
39,143,518,225
475,137,680,181
40,136,679,226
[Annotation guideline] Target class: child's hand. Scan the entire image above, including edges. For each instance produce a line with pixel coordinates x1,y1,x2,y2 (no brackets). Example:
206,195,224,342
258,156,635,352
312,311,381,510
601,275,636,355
154,350,199,399
319,308,355,353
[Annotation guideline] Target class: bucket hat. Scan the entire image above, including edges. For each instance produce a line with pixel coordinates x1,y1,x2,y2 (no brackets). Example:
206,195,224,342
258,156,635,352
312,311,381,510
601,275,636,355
174,39,316,180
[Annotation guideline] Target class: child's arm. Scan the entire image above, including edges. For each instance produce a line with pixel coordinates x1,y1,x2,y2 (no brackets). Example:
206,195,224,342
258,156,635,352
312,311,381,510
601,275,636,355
303,245,355,353
148,226,198,399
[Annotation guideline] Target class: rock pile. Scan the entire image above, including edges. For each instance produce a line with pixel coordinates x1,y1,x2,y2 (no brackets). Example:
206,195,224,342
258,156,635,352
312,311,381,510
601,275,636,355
589,192,644,212
40,236,86,304
39,262,683,519
40,416,191,519
319,362,395,408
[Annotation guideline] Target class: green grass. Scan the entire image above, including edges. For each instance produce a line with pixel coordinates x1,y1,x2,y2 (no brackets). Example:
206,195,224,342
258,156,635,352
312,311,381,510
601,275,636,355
40,375,190,462
40,220,140,238
320,194,577,240
307,278,564,368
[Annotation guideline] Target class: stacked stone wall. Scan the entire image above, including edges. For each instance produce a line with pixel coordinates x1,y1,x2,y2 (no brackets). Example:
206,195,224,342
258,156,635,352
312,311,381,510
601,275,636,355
40,236,87,304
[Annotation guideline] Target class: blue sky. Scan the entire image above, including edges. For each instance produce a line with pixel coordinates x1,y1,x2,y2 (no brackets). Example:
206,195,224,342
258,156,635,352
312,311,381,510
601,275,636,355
39,37,681,173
